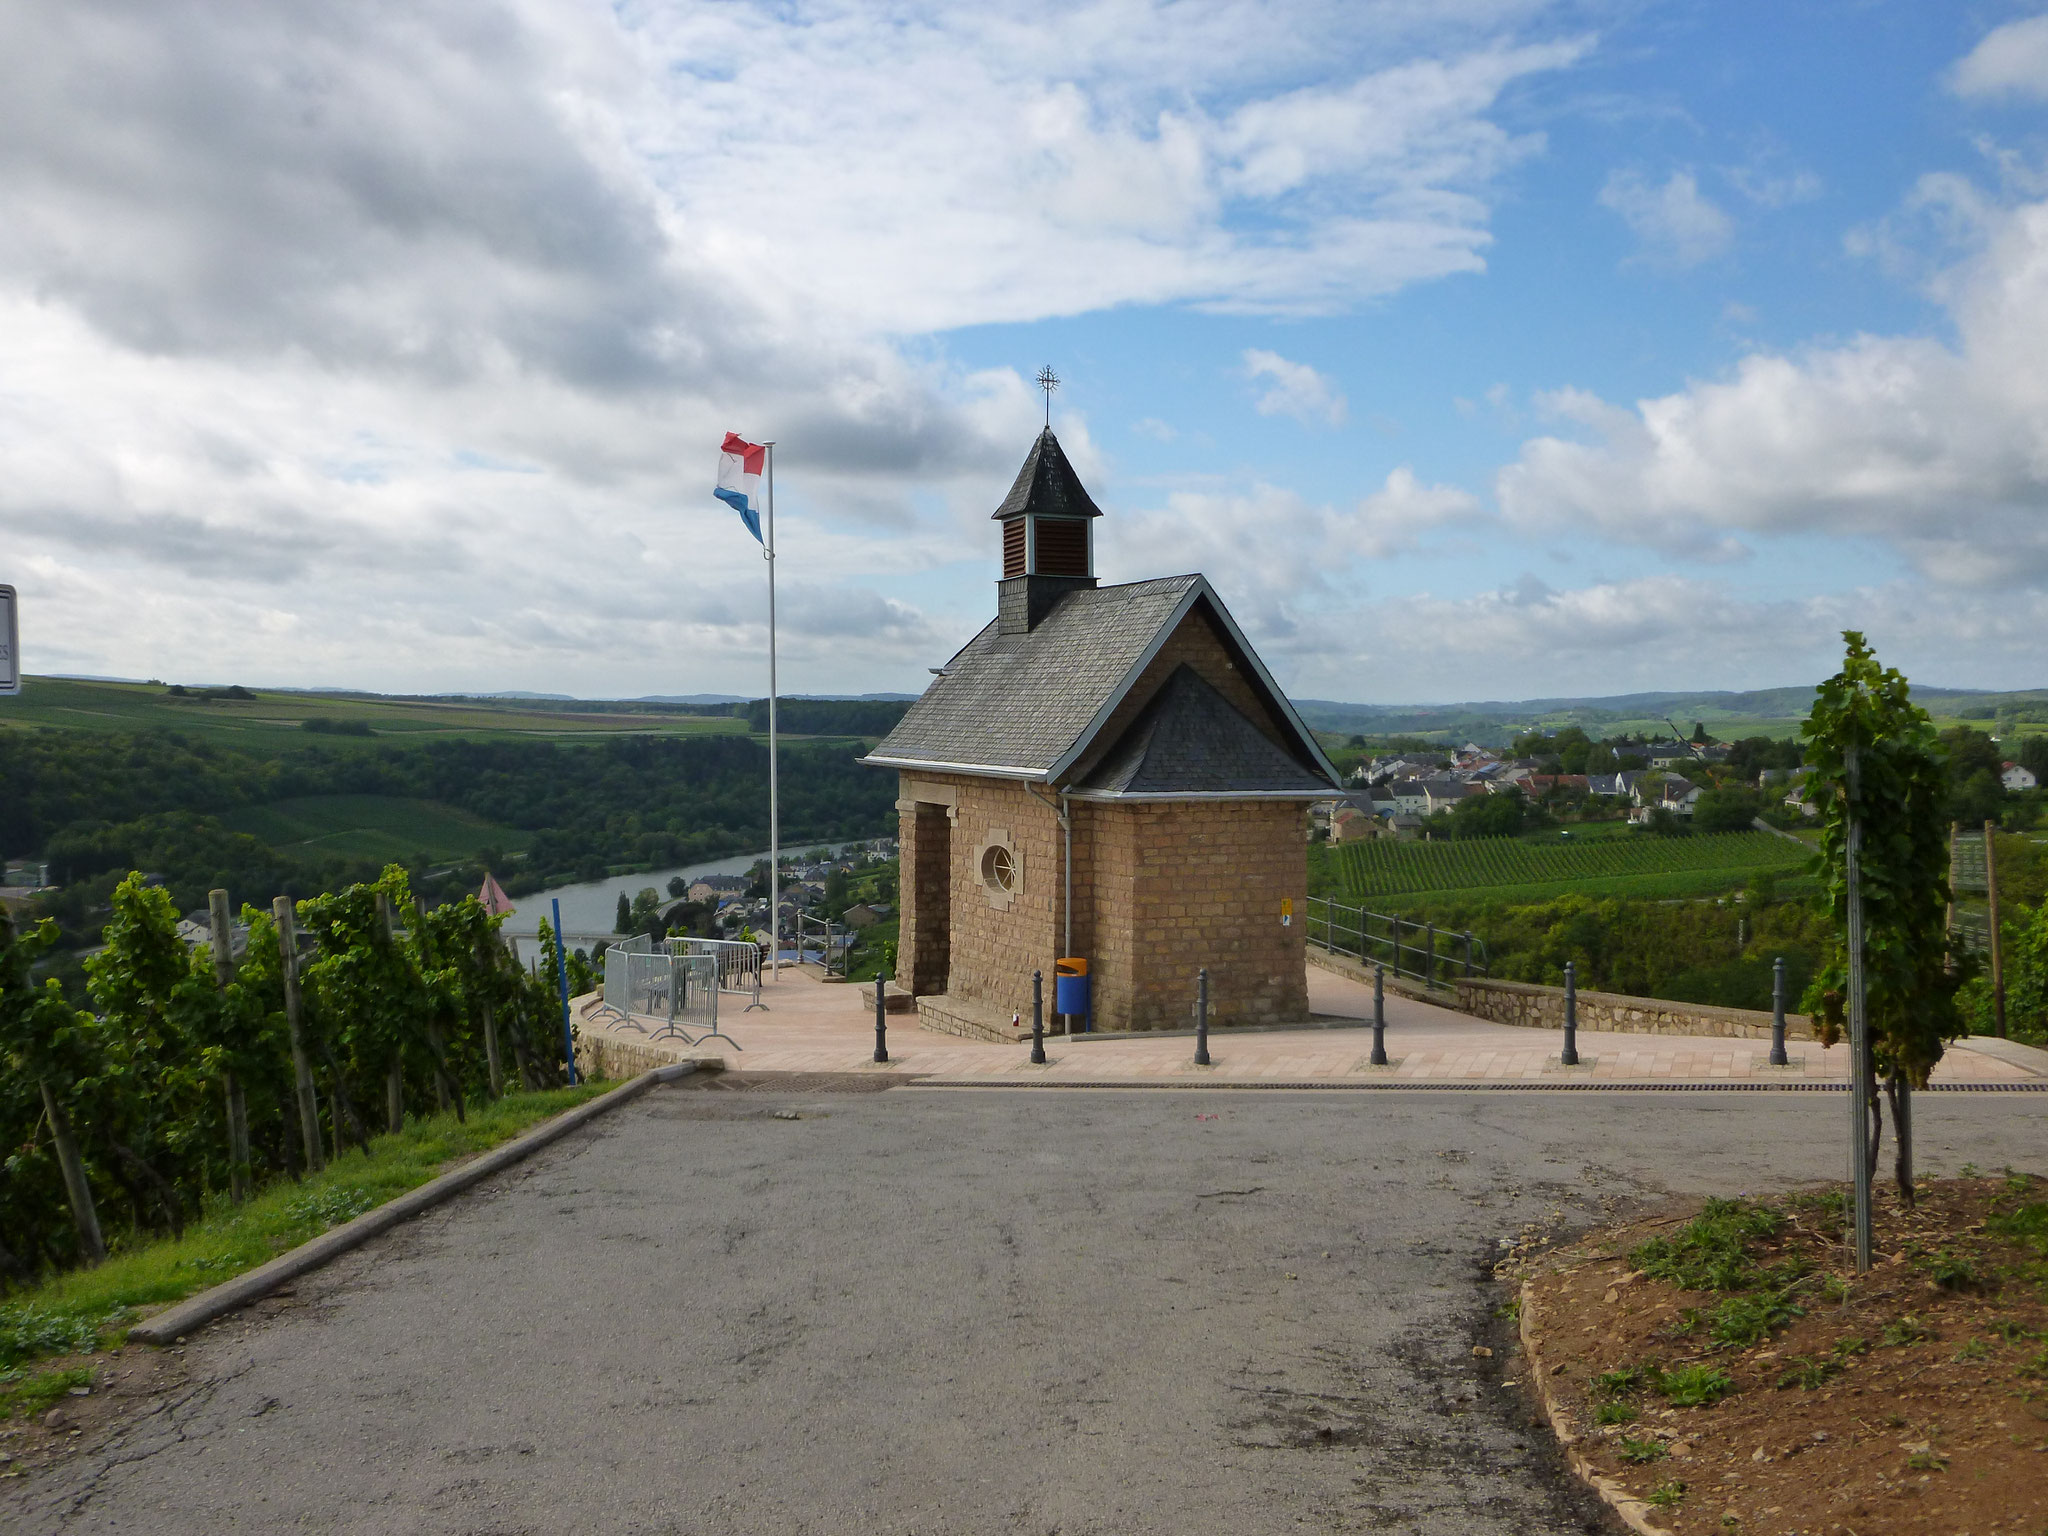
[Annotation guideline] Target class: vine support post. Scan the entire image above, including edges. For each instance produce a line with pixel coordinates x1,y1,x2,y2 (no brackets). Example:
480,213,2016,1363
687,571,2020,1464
1845,748,1874,1273
41,1078,105,1265
478,940,504,1100
273,896,323,1172
1984,820,2006,1038
375,890,404,1133
209,888,251,1203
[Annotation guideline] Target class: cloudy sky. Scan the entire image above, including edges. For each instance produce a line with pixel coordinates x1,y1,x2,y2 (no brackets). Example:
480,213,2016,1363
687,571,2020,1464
4,1,2048,704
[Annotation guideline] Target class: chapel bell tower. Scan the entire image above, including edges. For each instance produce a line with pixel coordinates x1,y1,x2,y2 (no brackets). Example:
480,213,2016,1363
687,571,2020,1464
994,426,1101,634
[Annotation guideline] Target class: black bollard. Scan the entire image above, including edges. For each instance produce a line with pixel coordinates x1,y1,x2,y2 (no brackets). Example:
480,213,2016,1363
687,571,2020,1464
1769,955,1788,1066
1194,968,1211,1066
1370,961,1388,1066
1561,960,1580,1066
873,974,889,1064
1030,969,1046,1064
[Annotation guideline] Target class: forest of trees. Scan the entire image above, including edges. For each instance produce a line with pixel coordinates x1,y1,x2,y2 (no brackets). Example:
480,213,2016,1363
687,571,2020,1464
2,730,899,953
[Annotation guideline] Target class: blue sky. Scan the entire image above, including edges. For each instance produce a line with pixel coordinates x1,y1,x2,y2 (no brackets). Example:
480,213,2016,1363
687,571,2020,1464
3,1,2047,702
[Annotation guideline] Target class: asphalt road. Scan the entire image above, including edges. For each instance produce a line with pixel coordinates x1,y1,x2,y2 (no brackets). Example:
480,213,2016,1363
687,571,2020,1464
9,1081,2043,1535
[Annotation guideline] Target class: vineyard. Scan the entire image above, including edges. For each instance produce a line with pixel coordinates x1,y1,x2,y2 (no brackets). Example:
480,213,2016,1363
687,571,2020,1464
0,866,599,1291
1331,830,1810,905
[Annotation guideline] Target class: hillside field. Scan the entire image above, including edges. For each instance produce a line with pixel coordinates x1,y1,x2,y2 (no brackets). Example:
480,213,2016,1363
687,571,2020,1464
222,796,532,865
0,677,752,750
1327,828,1811,908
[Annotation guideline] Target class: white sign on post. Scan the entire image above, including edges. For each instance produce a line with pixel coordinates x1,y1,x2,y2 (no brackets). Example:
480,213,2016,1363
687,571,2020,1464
0,585,17,696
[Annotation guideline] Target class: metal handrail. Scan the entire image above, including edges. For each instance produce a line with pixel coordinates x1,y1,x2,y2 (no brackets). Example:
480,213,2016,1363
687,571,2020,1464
1305,896,1487,988
792,910,854,977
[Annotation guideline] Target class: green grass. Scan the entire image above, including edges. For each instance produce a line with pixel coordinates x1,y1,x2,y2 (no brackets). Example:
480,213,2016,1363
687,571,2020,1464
0,1085,609,1371
223,795,533,863
0,676,750,749
0,1365,93,1422
1333,830,1809,906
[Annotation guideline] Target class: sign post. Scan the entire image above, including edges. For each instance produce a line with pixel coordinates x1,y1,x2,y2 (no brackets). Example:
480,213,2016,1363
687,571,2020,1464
0,584,18,696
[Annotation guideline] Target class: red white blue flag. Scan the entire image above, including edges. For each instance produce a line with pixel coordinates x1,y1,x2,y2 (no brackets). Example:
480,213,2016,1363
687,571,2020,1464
715,432,767,543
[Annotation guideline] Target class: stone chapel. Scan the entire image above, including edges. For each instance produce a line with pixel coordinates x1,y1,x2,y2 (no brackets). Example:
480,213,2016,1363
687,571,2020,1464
862,428,1344,1039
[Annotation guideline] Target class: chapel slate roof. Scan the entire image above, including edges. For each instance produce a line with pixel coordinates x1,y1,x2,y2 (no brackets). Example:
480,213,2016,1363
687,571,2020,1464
866,575,1201,776
1071,665,1336,798
991,427,1104,521
863,574,1342,794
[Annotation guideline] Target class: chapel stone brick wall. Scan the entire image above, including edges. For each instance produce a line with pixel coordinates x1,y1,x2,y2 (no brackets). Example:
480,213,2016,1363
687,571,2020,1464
1087,799,1309,1031
943,777,1063,1017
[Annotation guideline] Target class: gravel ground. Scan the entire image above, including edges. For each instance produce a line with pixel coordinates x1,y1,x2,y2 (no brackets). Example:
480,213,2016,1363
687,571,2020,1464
6,1082,2040,1535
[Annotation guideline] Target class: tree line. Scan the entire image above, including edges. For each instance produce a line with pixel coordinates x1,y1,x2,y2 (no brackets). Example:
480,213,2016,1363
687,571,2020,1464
0,866,593,1284
2,730,899,948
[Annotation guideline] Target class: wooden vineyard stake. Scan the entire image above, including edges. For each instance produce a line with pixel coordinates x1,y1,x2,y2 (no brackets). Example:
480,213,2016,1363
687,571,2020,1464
273,895,324,1171
375,890,404,1132
478,939,504,1099
40,1078,106,1264
209,889,251,1202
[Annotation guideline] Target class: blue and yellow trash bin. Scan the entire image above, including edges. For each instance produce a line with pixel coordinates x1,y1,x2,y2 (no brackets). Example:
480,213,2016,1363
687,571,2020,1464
1054,957,1090,1031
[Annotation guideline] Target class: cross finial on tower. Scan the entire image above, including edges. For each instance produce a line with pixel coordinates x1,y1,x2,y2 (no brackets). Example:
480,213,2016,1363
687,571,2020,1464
1036,365,1059,428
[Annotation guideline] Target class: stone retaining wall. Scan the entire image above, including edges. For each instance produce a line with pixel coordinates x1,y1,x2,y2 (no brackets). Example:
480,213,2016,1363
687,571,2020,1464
1451,976,1814,1042
572,1000,703,1080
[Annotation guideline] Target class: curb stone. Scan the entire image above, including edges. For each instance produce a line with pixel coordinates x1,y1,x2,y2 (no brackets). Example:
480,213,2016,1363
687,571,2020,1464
1519,1278,1669,1536
128,1062,701,1346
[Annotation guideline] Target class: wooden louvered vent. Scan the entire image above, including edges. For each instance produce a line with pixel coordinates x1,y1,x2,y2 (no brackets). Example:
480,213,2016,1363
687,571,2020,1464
1032,517,1089,577
1003,517,1027,578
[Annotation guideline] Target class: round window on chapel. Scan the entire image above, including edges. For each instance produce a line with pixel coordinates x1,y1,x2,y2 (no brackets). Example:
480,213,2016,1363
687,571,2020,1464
980,844,1016,894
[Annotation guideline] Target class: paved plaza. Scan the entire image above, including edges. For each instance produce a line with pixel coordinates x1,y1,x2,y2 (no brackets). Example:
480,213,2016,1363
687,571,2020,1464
589,961,2048,1088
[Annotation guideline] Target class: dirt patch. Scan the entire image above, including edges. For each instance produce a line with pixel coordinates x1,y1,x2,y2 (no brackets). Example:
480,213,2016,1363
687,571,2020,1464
1517,1172,2048,1534
0,1283,316,1486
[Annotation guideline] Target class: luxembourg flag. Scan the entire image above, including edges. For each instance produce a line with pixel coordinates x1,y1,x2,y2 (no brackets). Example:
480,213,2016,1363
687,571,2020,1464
714,431,767,544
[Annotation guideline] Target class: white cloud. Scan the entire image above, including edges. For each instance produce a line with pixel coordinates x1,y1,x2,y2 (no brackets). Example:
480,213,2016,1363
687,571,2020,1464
0,0,1599,693
633,9,1592,324
1131,417,1178,442
1242,573,2048,703
1598,169,1734,267
1094,466,1482,647
1950,12,2048,101
1725,164,1822,208
1497,190,2048,587
1244,350,1349,426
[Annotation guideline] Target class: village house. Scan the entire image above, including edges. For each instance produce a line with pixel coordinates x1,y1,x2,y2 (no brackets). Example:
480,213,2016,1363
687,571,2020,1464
863,428,1344,1037
2003,762,2038,792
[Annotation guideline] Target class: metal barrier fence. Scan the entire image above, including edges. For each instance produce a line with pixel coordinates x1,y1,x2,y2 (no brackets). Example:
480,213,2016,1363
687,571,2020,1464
666,935,767,1010
595,943,739,1050
1306,896,1487,988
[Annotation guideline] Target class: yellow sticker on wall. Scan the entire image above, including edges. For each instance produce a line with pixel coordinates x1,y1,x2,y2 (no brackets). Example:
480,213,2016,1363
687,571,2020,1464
1280,897,1293,927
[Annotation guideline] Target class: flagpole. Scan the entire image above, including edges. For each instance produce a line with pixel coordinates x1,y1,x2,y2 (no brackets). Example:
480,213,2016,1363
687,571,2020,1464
765,442,780,980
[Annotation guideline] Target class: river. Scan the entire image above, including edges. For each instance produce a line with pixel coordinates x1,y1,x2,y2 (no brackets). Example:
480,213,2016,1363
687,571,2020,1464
500,850,768,958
